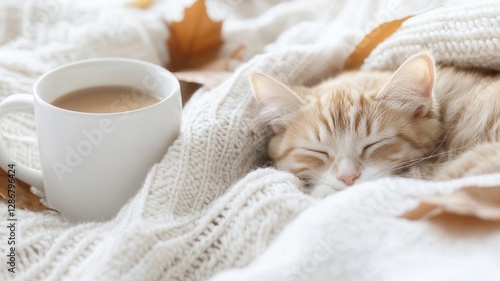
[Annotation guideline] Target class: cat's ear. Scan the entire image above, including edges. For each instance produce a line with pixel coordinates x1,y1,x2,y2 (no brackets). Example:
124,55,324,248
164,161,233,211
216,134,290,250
377,53,435,117
249,72,305,132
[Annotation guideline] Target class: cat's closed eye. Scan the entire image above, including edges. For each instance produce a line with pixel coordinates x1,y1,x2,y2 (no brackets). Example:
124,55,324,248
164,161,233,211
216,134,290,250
304,148,329,157
362,138,391,156
362,142,378,154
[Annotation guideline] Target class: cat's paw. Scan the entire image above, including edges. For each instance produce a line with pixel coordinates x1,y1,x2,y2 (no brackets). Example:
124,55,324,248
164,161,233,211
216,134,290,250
434,142,500,180
310,184,336,198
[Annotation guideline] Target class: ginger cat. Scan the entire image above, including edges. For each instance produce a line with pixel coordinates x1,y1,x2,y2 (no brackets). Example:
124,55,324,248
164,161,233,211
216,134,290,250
250,53,500,198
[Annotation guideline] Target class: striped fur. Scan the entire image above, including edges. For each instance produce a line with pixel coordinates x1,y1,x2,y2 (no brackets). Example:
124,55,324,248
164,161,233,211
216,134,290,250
250,53,500,197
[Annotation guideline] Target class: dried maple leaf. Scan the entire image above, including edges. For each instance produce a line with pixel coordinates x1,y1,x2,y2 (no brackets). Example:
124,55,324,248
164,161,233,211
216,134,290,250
0,168,57,213
167,0,223,71
174,45,244,105
174,46,244,90
343,16,412,70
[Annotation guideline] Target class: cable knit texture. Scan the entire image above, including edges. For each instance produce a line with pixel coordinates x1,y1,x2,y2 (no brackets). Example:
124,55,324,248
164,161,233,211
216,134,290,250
363,3,500,71
1,1,500,281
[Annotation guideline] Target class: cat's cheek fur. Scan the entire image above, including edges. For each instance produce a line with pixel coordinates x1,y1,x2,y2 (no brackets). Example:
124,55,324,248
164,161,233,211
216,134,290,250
310,185,336,198
274,159,301,176
267,134,286,160
313,172,348,192
357,165,390,182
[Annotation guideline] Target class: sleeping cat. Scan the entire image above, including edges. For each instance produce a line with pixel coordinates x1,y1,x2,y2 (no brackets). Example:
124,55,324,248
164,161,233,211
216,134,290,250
249,53,500,198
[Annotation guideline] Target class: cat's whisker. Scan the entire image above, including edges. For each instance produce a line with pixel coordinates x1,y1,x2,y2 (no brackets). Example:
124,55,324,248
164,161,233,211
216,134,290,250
382,140,482,177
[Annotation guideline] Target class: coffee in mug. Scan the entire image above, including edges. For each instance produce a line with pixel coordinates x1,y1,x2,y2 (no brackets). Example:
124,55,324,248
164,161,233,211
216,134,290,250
52,86,161,113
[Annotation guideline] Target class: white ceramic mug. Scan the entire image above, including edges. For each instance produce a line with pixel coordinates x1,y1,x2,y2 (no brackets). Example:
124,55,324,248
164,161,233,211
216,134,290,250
0,58,181,221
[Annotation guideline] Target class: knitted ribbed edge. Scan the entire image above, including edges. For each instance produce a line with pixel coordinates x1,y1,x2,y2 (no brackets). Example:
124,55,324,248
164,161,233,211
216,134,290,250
362,2,500,71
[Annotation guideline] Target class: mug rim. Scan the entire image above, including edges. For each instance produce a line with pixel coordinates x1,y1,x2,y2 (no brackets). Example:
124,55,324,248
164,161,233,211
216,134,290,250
33,57,181,116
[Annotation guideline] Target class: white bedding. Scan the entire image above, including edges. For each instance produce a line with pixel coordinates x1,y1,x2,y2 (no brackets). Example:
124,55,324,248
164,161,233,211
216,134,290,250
1,0,499,280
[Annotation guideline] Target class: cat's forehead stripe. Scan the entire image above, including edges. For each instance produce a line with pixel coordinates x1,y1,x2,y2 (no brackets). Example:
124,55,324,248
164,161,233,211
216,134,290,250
365,117,372,136
318,100,333,134
352,107,362,132
323,92,371,134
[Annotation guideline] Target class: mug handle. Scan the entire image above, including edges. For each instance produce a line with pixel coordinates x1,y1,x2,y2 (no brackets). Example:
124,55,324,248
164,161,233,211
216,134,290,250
0,94,44,190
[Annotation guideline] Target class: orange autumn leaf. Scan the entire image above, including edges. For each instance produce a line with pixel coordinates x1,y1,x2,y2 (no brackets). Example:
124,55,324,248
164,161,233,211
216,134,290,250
130,0,154,9
174,46,245,105
0,168,56,213
343,16,412,70
402,186,500,221
167,0,223,71
174,46,244,88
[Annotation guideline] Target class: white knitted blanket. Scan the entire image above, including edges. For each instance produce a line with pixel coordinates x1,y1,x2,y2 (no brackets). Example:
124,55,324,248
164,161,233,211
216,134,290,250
1,1,500,281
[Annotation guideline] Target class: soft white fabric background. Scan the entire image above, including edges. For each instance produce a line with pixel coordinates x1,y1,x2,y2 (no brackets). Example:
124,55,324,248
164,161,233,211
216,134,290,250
0,0,499,280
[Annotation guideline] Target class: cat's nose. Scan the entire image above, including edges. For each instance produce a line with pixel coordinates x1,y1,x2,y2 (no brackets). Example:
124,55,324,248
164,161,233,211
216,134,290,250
337,173,360,186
